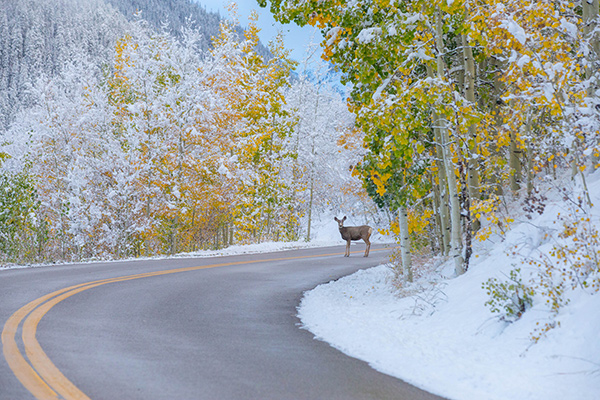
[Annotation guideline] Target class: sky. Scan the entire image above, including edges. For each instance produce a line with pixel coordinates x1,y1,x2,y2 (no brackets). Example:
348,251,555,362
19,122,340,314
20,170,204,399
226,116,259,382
194,0,324,63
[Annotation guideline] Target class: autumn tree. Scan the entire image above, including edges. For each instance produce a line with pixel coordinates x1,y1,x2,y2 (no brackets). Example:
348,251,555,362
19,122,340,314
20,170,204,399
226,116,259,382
260,0,600,281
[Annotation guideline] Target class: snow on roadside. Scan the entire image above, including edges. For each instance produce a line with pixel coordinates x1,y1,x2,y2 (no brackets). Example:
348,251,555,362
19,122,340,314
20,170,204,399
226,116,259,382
299,262,600,400
298,172,600,400
0,239,340,270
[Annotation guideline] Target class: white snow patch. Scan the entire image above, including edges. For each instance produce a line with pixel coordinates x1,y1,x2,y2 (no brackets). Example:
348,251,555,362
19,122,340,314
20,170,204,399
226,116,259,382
357,27,382,44
326,27,342,48
517,54,531,68
560,17,578,39
298,171,600,400
501,18,527,45
217,163,231,178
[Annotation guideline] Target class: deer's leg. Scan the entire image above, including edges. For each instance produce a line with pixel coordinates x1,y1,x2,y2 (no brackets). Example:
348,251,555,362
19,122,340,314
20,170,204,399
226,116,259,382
364,238,371,257
345,240,351,257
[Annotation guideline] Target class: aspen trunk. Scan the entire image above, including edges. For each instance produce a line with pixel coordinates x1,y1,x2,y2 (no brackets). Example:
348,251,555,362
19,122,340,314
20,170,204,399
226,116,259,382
584,0,599,169
489,57,505,196
583,0,600,87
440,123,465,275
398,206,413,282
459,160,472,271
461,33,481,232
526,140,534,196
509,130,522,192
431,175,445,253
426,64,451,256
435,8,465,275
436,144,451,256
306,173,314,242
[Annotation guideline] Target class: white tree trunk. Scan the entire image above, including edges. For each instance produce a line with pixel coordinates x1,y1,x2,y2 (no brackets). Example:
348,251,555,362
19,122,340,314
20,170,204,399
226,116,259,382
583,0,600,169
431,177,447,253
440,124,465,275
461,32,481,232
435,8,465,275
426,63,451,256
435,137,451,255
398,206,413,282
306,175,314,241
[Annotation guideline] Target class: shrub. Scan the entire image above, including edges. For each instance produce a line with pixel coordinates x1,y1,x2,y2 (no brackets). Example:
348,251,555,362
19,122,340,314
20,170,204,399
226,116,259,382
482,268,535,322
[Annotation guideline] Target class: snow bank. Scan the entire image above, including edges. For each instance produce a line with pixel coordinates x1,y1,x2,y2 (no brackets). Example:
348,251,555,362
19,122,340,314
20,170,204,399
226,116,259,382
298,172,600,400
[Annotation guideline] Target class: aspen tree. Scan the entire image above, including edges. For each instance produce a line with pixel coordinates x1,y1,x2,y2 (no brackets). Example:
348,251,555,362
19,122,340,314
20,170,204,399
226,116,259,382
583,0,600,169
398,206,413,282
433,7,465,275
460,13,482,232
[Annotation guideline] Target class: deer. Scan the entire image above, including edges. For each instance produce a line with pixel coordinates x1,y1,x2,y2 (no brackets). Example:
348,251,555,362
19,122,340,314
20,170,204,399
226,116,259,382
334,216,373,257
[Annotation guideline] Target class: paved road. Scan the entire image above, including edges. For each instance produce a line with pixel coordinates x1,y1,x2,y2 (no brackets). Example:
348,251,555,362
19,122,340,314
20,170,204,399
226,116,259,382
1,244,445,400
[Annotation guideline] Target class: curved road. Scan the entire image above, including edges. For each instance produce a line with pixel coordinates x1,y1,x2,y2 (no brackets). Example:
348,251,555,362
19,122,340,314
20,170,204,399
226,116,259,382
1,244,444,400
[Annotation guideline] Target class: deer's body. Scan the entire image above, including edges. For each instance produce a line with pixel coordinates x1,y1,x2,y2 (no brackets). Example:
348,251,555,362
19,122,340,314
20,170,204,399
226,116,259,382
334,216,373,257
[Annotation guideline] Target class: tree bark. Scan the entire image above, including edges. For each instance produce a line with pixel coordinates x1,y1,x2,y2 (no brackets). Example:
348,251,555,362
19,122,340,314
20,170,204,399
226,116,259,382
509,129,522,192
306,174,314,241
398,206,413,282
583,0,600,84
459,160,472,271
427,64,451,256
435,140,451,255
489,56,506,196
461,32,481,232
583,0,600,169
431,173,445,253
435,8,465,275
526,140,534,196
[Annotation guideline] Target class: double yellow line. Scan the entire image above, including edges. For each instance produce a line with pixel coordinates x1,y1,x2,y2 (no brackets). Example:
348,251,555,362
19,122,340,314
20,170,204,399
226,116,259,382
2,263,236,400
2,249,373,399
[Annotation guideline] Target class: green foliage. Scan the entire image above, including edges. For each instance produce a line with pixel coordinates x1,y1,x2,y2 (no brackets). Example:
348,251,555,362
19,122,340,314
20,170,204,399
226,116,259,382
0,172,46,264
482,268,534,322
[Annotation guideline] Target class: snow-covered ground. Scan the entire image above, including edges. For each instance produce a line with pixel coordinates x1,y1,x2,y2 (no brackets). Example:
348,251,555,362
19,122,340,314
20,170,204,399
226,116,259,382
299,172,600,400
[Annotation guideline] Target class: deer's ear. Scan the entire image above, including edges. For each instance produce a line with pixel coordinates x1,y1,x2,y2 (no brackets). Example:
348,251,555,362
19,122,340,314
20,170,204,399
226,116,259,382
342,216,347,221
334,217,338,222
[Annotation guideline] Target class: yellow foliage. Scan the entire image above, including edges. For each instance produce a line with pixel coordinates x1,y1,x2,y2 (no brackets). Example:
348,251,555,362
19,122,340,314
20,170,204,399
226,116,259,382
370,170,391,196
407,208,433,235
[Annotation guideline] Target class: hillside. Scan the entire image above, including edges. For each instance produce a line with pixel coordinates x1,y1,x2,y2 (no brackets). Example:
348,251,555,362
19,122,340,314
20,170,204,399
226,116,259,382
299,169,600,400
0,0,123,130
0,0,267,132
106,0,221,48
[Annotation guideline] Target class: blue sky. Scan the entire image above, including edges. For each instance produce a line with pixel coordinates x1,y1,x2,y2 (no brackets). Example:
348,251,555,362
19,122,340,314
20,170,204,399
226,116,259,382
194,0,323,63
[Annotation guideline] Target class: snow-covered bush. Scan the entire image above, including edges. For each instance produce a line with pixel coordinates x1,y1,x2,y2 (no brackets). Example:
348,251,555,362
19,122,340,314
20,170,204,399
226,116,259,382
482,176,600,342
526,194,600,341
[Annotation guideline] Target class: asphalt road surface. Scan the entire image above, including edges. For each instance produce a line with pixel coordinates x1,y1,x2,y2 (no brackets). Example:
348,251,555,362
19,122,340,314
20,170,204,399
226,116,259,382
1,244,445,400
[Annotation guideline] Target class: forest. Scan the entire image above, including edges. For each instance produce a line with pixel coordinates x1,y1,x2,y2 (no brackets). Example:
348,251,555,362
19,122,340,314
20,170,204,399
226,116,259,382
257,0,599,269
0,0,366,263
257,0,600,339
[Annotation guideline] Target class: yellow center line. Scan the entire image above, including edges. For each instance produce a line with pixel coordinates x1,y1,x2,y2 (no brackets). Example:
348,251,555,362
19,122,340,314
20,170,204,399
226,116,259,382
2,248,385,399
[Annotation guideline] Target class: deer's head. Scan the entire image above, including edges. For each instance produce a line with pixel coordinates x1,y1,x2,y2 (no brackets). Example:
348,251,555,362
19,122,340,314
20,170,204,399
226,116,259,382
334,216,347,230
